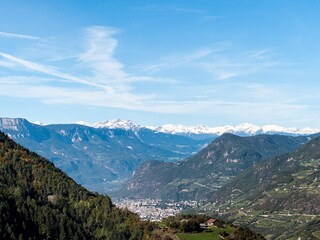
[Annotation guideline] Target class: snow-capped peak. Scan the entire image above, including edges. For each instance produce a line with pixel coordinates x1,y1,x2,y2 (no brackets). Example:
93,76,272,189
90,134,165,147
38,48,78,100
151,124,212,135
93,119,141,130
76,119,142,131
74,119,320,136
33,121,46,126
151,122,320,136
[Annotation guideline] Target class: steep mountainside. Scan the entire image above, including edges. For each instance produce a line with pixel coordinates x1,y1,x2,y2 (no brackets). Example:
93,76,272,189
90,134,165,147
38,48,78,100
0,118,207,193
202,137,320,239
0,131,152,240
118,134,310,201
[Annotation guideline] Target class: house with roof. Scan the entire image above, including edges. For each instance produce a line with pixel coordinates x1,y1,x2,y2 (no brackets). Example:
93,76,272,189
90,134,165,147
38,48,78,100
206,218,217,227
200,218,218,228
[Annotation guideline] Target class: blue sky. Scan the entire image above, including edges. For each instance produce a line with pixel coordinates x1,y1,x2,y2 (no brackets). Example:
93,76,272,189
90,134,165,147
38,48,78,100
1,0,320,127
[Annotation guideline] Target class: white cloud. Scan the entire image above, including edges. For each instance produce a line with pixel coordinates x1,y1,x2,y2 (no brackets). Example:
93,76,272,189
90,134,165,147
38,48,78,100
138,48,216,73
0,31,40,40
0,79,192,113
0,74,311,118
249,49,272,60
195,49,278,80
0,60,16,68
0,52,113,91
0,26,314,123
204,61,277,80
137,46,278,80
78,26,162,92
78,27,127,85
0,26,176,112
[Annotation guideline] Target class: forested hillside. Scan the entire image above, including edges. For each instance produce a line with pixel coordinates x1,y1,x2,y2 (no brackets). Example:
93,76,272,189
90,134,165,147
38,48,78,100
0,131,152,240
203,137,320,239
119,134,310,201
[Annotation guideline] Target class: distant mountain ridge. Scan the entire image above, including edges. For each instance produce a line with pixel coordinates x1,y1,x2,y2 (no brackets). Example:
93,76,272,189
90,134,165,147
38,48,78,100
2,117,319,195
150,123,320,137
117,133,312,201
76,119,142,131
0,117,207,193
74,119,320,138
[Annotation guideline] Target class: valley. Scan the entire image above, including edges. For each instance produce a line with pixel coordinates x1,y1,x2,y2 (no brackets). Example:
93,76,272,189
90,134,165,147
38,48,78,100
1,118,319,239
114,198,199,221
0,129,266,239
2,2,320,239
114,133,320,239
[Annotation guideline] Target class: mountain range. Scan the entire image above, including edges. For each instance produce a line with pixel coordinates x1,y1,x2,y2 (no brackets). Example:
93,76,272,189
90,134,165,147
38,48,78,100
1,117,319,239
0,129,267,240
202,135,320,239
2,117,319,194
0,118,208,193
75,119,320,139
116,131,320,238
149,123,320,139
117,133,313,201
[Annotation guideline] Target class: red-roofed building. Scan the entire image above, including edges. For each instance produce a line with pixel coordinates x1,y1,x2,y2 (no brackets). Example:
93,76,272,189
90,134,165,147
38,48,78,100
206,218,217,227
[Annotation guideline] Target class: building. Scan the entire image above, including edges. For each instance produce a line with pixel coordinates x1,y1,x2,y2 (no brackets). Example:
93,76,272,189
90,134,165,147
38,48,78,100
206,218,217,227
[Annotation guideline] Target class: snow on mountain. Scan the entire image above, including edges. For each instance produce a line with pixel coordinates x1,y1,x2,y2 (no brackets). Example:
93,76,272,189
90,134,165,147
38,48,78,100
75,121,92,127
74,119,320,137
152,122,320,136
148,124,213,135
33,121,46,126
76,119,143,131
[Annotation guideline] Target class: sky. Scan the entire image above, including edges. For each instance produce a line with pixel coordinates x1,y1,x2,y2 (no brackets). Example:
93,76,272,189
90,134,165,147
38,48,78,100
1,0,320,127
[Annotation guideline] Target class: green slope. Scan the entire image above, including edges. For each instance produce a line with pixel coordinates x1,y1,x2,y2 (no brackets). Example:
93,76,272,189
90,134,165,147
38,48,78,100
162,214,265,240
204,137,320,239
0,131,149,240
118,134,309,201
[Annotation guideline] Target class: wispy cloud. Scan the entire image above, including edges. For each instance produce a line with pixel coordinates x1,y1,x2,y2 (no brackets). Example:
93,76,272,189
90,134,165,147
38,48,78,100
0,60,16,68
0,26,175,112
138,48,216,73
0,26,312,123
139,46,278,80
78,26,167,91
0,31,40,40
201,60,277,80
0,76,309,117
248,49,272,60
78,26,126,85
0,52,113,91
0,75,198,113
0,26,168,93
0,73,316,126
194,48,279,80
